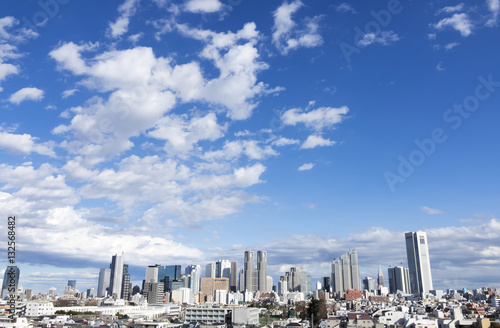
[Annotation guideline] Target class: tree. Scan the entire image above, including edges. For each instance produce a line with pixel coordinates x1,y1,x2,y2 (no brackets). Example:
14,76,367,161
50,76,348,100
307,298,327,327
295,301,307,319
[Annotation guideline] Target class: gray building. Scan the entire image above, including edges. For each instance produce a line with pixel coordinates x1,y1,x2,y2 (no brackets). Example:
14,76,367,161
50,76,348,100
331,249,361,293
405,231,433,294
257,251,267,292
388,266,411,294
244,251,254,292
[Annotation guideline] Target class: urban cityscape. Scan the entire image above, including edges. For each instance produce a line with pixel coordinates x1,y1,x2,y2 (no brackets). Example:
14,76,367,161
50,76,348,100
1,0,500,328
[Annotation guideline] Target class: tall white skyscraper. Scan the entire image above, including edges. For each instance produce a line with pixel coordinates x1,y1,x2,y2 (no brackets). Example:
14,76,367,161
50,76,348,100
97,268,111,297
109,253,124,298
185,264,201,295
145,265,160,283
348,249,360,290
405,231,433,295
244,251,254,292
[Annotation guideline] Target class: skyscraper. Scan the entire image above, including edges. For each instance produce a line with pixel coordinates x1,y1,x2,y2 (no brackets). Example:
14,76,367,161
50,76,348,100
388,266,410,294
230,261,238,292
331,249,361,293
109,253,124,298
67,280,76,290
377,264,385,288
205,263,216,278
185,264,201,295
215,260,231,279
405,231,433,294
1,266,20,299
257,251,267,292
244,251,254,292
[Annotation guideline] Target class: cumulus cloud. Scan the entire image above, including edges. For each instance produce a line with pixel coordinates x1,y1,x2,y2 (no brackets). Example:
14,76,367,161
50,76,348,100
434,13,473,37
8,87,44,104
62,88,78,98
336,3,357,14
281,105,349,131
272,137,300,146
357,30,400,47
0,131,56,157
298,163,314,171
272,0,323,54
421,206,445,215
300,135,335,149
436,3,465,15
486,0,500,26
185,0,223,13
108,0,141,38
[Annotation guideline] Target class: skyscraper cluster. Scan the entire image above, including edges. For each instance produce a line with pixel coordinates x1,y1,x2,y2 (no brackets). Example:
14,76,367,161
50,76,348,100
243,251,268,293
97,253,131,299
331,249,361,293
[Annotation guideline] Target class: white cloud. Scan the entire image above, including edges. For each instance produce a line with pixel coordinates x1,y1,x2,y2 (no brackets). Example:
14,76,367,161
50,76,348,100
0,17,38,91
336,3,357,14
0,131,55,157
436,3,465,15
148,112,227,155
427,33,437,40
202,139,278,161
282,105,349,131
421,206,445,215
358,30,400,47
436,61,445,71
486,0,500,26
272,137,300,146
445,42,460,50
300,135,335,149
8,87,44,104
298,163,314,171
272,0,323,54
62,88,78,98
108,0,141,38
185,0,223,13
435,13,473,37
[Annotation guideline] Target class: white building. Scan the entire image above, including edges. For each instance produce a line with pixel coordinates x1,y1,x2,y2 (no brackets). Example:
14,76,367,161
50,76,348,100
25,301,54,317
405,231,433,295
185,307,231,324
232,308,259,328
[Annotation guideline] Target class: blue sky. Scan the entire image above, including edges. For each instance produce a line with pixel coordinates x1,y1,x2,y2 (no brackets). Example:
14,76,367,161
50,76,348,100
0,0,499,294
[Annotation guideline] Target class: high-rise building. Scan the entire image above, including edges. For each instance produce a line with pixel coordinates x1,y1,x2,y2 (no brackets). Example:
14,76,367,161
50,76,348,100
205,263,216,278
98,268,111,297
405,231,433,294
230,261,238,292
185,265,202,295
377,264,385,288
388,266,411,294
146,265,160,283
67,280,76,290
238,268,245,292
322,277,331,292
363,277,376,292
142,281,164,304
109,253,124,298
349,249,360,290
244,251,254,292
1,266,20,299
157,265,181,292
257,251,267,292
200,278,229,303
331,249,361,293
122,274,131,300
215,260,231,279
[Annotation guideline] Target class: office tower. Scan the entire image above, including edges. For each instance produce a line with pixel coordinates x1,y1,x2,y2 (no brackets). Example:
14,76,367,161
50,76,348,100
244,251,254,292
200,278,229,303
158,265,181,292
132,285,141,295
332,249,361,293
1,266,20,298
185,265,201,295
215,260,231,279
109,253,124,298
257,251,267,292
146,265,160,283
286,267,307,292
363,277,376,292
278,278,287,295
307,275,312,293
25,289,32,300
87,288,96,298
238,268,245,292
230,261,238,292
377,264,385,288
67,280,76,290
205,263,216,278
322,277,331,292
267,276,273,293
405,231,433,294
98,268,111,297
48,287,56,297
331,259,343,293
122,274,131,300
388,266,411,294
349,249,360,290
142,281,164,304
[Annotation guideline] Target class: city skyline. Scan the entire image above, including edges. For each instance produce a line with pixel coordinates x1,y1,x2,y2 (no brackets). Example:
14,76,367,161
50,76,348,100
0,0,499,294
